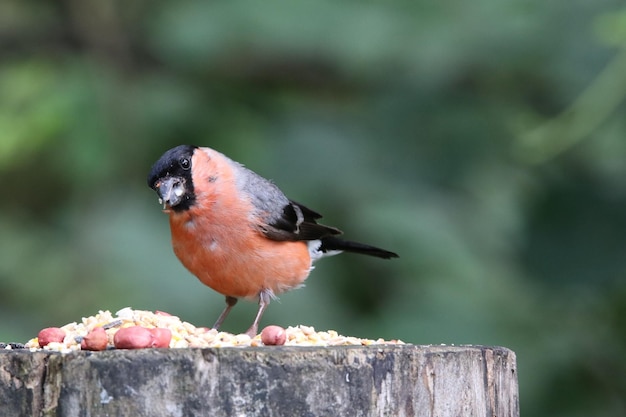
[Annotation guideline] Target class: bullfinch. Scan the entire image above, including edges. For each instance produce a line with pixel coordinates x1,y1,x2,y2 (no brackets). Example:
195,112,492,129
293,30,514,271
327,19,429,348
147,145,398,337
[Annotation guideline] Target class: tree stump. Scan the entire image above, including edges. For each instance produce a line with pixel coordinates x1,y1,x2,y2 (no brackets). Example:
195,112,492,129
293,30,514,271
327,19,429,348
1,345,518,417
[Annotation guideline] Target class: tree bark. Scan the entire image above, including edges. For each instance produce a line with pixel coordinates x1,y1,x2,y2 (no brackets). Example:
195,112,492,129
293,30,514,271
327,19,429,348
0,345,519,417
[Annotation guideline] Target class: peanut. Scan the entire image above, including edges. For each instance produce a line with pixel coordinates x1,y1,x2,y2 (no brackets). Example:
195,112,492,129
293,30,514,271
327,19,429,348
261,325,286,346
149,328,172,348
113,326,153,349
81,327,108,351
38,327,66,347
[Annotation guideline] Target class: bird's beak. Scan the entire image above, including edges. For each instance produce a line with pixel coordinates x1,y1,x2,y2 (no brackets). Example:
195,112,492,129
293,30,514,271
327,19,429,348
155,177,186,209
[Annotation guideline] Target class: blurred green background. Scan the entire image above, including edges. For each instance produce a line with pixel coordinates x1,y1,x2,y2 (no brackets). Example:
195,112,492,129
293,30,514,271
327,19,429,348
1,0,626,415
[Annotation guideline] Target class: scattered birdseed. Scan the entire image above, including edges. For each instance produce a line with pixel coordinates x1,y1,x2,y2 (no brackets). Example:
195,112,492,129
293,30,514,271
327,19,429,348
19,307,404,353
1,343,26,350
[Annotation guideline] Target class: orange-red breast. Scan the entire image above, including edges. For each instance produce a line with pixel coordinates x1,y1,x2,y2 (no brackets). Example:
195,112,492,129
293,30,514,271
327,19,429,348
147,145,398,336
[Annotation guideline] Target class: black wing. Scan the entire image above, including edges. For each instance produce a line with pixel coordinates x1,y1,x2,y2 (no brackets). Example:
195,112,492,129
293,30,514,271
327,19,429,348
259,200,399,259
260,200,343,242
236,162,342,242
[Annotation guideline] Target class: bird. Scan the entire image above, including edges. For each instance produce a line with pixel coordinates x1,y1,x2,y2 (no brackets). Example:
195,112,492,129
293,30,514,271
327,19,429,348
147,145,398,337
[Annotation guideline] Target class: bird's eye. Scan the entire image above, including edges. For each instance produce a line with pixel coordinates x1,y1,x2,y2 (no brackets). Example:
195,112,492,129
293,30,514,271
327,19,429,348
179,158,191,170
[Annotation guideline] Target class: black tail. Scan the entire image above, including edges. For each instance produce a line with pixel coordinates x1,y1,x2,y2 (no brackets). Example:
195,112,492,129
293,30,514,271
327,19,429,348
320,236,399,259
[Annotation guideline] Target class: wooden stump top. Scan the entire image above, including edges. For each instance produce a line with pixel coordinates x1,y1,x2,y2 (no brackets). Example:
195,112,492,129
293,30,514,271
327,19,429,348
1,344,518,417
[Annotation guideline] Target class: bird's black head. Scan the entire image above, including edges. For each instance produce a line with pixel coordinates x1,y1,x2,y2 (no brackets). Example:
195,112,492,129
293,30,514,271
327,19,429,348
147,145,198,212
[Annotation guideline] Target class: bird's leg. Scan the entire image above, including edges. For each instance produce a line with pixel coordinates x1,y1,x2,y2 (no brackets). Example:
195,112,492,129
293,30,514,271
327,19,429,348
245,290,272,338
212,296,238,330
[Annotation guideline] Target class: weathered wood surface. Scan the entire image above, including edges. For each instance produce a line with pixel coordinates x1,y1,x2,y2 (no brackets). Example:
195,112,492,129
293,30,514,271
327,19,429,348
0,345,518,417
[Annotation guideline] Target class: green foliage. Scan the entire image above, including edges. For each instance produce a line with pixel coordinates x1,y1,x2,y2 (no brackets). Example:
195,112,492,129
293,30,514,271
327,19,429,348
1,0,626,415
